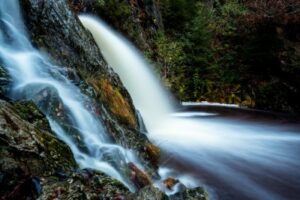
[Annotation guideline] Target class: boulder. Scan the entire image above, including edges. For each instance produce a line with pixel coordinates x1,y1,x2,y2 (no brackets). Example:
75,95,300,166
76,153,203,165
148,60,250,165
0,100,76,198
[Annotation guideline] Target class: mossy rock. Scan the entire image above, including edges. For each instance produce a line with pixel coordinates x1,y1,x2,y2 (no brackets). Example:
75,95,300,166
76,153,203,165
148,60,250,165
88,78,137,128
39,170,132,200
170,186,209,200
0,100,77,197
12,101,52,132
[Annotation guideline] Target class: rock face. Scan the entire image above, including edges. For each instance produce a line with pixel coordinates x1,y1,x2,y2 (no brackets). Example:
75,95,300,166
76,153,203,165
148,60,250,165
20,0,159,177
0,100,76,198
0,99,170,200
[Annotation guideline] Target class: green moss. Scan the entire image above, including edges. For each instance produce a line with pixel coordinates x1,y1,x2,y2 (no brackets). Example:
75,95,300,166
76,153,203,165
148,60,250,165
34,128,77,171
13,101,52,132
99,175,128,190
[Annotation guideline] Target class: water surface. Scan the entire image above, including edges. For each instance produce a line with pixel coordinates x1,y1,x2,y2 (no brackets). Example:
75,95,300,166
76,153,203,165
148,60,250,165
154,105,300,200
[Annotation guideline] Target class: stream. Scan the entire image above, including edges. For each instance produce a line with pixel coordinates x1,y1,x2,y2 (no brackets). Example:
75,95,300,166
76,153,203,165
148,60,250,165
155,104,300,200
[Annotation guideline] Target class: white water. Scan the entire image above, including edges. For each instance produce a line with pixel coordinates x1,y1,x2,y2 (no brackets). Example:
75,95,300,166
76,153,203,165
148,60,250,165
0,0,138,191
2,1,300,198
80,15,300,199
79,16,173,130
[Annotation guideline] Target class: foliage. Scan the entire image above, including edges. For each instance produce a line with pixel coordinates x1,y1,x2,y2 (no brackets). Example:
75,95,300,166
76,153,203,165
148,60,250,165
153,33,185,78
158,0,199,35
243,0,300,25
93,0,134,34
155,0,300,113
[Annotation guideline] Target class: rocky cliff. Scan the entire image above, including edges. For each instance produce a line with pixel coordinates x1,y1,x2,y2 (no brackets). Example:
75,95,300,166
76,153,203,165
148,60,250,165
21,0,159,178
0,0,208,199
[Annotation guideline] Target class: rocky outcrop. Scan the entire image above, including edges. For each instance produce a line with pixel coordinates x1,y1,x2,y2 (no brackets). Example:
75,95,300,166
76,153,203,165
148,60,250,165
0,100,76,198
12,101,52,132
20,0,159,178
38,169,132,200
0,100,168,200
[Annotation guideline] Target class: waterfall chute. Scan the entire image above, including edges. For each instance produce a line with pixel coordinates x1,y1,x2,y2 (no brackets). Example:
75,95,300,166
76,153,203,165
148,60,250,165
79,15,174,130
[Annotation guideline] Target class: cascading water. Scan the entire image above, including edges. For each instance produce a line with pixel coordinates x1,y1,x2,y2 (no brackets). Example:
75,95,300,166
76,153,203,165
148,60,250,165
0,0,139,191
79,16,173,130
80,16,300,199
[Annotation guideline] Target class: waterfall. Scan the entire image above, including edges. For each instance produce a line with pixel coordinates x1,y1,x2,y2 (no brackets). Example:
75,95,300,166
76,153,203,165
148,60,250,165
80,15,300,200
0,0,138,191
2,1,300,199
79,16,173,130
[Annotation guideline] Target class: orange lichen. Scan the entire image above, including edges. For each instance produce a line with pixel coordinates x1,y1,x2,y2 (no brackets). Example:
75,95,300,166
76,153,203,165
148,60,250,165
163,177,179,190
145,143,160,166
88,78,137,128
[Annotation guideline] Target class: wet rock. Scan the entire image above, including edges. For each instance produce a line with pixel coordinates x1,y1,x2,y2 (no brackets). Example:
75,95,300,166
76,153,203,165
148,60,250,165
20,0,160,178
0,97,208,200
144,143,160,167
136,109,148,133
12,101,52,132
39,169,131,200
169,186,209,200
0,65,11,100
0,100,76,198
134,185,169,200
20,85,90,153
128,162,152,189
89,78,137,128
163,177,179,190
